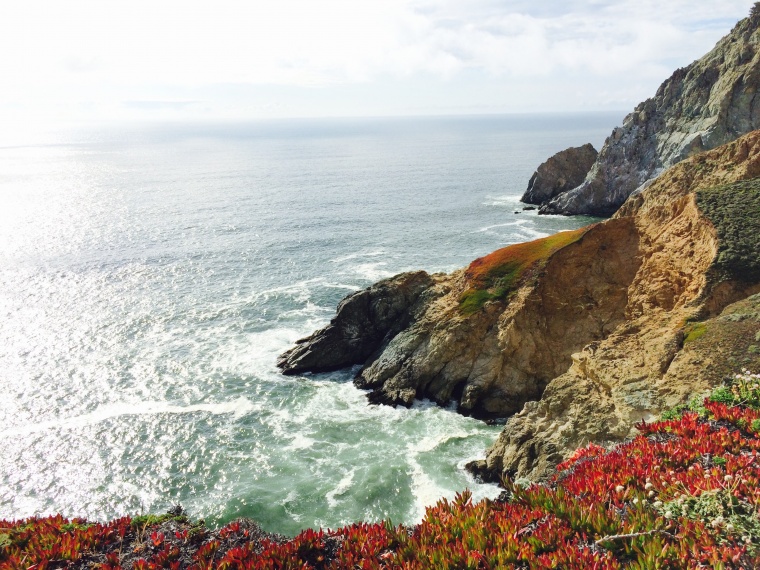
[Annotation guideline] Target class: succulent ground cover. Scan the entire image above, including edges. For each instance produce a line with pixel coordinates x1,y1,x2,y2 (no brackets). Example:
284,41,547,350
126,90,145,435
3,371,760,569
459,226,591,315
696,179,760,283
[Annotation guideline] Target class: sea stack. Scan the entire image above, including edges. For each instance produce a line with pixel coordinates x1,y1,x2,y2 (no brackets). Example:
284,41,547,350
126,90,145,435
521,143,597,206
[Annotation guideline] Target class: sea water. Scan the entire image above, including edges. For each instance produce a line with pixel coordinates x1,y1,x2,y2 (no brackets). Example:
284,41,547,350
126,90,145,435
0,114,620,535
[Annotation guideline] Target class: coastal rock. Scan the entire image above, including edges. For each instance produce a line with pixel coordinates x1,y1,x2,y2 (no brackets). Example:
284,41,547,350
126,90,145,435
353,220,639,419
280,130,760,483
539,10,760,216
521,143,597,205
281,220,641,419
277,270,436,375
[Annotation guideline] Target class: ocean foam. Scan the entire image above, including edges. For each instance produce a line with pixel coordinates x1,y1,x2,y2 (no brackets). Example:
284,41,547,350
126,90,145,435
473,221,523,233
350,262,395,282
322,283,361,292
325,468,356,508
473,218,549,244
407,455,447,523
0,397,258,437
286,434,316,451
407,430,471,454
482,194,523,207
330,250,387,264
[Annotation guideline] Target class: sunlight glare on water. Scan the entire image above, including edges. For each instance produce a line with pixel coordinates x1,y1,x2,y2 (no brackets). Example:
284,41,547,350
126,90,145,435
0,115,618,535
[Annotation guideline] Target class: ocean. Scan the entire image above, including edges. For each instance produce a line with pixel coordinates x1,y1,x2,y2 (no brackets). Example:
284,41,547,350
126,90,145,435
0,113,620,535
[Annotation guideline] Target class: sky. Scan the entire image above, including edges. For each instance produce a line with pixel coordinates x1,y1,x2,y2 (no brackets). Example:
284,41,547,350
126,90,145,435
0,0,755,126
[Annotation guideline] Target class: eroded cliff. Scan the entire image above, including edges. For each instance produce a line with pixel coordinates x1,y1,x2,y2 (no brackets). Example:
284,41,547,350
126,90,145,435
477,131,760,482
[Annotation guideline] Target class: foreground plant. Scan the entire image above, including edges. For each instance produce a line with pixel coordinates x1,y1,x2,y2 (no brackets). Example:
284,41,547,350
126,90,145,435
3,372,760,569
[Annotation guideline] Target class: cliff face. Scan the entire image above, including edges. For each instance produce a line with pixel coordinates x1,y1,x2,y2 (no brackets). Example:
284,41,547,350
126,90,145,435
279,131,760,480
357,220,640,419
479,131,760,481
539,11,760,216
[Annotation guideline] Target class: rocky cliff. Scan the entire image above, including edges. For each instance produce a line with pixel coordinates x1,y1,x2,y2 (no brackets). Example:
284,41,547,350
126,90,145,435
538,9,760,216
476,131,760,482
280,130,760,480
521,144,597,205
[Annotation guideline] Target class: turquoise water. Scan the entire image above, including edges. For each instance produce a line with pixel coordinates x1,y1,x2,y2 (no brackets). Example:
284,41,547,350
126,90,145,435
0,114,619,535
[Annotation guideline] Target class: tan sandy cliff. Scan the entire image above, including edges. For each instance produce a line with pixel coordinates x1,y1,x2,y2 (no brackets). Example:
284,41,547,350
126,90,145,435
476,131,760,482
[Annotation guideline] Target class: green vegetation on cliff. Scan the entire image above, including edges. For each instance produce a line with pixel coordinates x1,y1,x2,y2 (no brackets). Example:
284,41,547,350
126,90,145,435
697,178,760,283
683,322,707,343
459,226,591,315
677,293,760,380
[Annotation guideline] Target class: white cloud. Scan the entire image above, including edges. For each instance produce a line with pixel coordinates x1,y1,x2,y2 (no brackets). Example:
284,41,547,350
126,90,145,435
395,0,752,79
0,0,755,123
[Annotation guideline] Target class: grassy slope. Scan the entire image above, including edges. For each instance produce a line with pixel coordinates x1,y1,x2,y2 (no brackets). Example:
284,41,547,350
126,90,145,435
460,226,591,315
697,178,760,284
679,293,760,381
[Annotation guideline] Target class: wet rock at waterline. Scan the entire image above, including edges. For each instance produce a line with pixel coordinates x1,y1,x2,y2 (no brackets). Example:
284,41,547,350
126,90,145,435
277,270,436,375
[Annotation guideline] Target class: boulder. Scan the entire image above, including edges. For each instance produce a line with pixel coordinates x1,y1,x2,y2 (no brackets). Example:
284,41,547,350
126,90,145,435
277,270,435,375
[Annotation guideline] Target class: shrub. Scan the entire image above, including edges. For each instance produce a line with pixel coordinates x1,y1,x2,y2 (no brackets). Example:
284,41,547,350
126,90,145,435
683,322,707,343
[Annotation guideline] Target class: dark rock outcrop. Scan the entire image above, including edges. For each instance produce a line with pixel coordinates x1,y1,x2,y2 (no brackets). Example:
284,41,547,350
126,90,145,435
277,271,436,375
539,10,760,216
521,144,597,205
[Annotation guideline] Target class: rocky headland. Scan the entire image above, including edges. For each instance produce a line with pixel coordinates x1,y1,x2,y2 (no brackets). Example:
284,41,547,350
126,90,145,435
532,8,760,216
280,129,760,482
